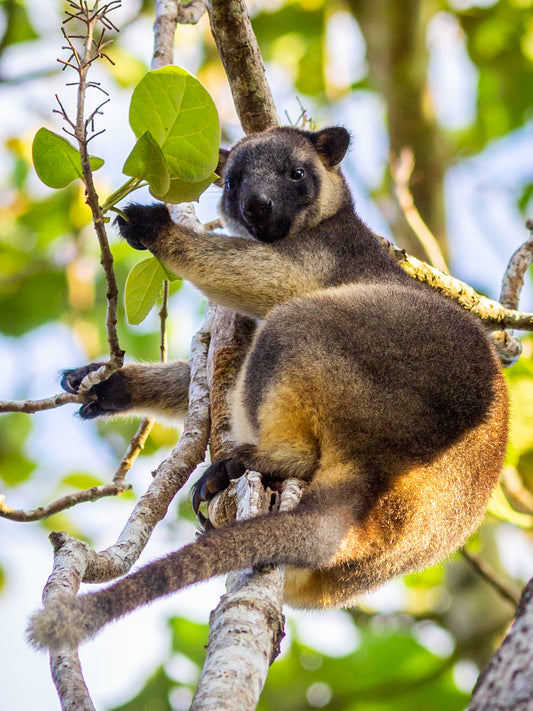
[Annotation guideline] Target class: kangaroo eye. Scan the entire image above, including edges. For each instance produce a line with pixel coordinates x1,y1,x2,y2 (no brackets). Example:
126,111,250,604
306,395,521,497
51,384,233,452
225,177,237,190
290,168,306,182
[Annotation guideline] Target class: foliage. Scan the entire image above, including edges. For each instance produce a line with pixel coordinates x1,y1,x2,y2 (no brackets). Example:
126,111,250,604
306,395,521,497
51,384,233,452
30,64,220,325
108,615,470,711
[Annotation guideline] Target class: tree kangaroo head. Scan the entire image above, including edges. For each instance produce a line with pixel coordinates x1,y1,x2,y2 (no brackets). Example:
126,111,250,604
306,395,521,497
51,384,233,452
217,126,352,242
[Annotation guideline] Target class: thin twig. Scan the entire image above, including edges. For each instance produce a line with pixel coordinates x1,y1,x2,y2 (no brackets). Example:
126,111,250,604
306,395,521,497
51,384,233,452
461,548,520,608
0,392,80,414
390,148,448,273
160,279,170,363
0,483,131,523
113,422,153,485
59,1,124,369
501,466,533,517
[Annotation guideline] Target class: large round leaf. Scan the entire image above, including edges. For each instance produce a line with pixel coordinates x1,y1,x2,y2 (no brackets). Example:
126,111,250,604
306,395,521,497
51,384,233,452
129,66,219,184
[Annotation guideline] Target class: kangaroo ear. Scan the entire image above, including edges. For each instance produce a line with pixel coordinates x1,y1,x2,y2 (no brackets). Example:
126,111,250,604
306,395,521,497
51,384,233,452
311,127,351,168
213,147,230,187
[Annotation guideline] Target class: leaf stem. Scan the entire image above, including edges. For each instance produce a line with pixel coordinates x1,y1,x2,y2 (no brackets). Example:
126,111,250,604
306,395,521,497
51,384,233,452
100,177,147,214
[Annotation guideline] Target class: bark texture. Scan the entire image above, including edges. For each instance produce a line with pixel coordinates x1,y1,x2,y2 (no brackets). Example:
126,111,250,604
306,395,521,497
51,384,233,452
468,579,533,710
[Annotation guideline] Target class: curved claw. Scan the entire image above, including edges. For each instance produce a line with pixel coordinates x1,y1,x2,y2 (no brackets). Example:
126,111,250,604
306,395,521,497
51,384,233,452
60,363,105,394
61,364,132,420
192,480,207,520
191,458,247,524
78,400,106,419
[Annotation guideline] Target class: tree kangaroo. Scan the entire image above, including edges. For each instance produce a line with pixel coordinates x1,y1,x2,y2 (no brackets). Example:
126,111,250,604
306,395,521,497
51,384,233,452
29,126,508,651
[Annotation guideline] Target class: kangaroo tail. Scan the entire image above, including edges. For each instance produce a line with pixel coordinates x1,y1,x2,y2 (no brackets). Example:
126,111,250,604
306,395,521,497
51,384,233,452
28,503,348,651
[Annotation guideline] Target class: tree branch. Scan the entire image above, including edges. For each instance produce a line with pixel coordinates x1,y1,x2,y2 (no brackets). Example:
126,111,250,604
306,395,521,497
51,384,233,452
63,3,124,369
390,147,449,273
380,234,533,331
468,578,533,710
192,475,303,710
1,270,172,522
84,310,211,585
207,0,279,133
152,0,178,69
178,0,208,24
499,219,533,312
0,392,80,414
0,483,131,523
461,549,520,608
41,533,96,710
35,311,210,711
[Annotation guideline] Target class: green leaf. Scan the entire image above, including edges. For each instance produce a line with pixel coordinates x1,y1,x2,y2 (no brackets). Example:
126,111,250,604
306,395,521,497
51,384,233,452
62,472,104,490
0,449,36,486
150,172,217,204
32,128,104,189
0,414,36,486
153,256,179,282
169,616,210,665
2,1,39,46
108,666,174,711
125,256,166,325
0,267,68,336
488,485,533,528
123,130,170,196
129,66,219,184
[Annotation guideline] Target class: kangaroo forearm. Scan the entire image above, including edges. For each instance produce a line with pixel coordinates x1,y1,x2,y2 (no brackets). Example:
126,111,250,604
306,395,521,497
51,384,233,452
121,362,190,420
152,229,320,319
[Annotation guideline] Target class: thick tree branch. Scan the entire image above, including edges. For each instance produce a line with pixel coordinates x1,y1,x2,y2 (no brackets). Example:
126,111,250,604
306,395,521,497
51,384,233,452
42,533,96,710
207,0,279,133
499,219,533,311
380,234,533,331
192,476,303,710
468,578,533,710
152,0,178,69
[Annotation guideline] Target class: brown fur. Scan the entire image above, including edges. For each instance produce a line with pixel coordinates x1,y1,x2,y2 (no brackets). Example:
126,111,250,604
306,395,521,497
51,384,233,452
28,126,508,650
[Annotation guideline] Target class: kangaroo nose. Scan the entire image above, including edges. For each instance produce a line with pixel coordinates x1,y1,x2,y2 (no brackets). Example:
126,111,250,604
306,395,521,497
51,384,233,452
241,194,273,225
